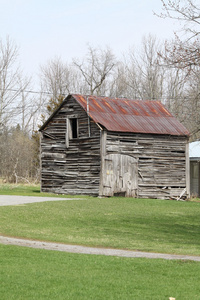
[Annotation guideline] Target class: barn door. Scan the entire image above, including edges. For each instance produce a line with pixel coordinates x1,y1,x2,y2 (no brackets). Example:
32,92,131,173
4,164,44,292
102,154,138,197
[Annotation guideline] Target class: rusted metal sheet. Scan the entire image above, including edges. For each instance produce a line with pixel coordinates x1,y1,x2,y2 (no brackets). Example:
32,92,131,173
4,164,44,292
72,94,189,136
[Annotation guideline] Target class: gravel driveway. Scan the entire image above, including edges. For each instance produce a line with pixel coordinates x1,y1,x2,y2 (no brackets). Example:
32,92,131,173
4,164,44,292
0,195,82,206
1,236,200,261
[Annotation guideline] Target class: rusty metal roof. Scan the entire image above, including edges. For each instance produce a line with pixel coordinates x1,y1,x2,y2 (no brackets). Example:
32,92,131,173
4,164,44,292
72,94,189,136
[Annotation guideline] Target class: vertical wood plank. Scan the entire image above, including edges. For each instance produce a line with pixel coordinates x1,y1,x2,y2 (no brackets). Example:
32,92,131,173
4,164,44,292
65,118,69,148
40,132,42,192
185,140,190,198
99,130,107,196
101,153,138,197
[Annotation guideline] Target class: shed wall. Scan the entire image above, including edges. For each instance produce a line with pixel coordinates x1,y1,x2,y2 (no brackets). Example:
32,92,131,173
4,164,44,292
40,97,101,195
105,132,188,199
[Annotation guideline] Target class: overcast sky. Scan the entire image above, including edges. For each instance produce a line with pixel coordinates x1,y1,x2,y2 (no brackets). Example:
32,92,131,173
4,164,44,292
1,0,178,81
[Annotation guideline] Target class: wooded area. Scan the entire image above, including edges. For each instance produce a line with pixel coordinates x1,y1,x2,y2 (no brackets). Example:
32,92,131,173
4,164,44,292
0,0,199,183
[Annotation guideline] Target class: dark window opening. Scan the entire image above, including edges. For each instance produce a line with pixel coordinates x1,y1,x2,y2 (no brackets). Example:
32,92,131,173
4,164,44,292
70,118,78,139
114,192,126,197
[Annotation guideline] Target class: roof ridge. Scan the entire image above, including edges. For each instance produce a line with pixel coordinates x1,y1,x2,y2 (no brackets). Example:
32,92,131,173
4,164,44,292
72,93,161,102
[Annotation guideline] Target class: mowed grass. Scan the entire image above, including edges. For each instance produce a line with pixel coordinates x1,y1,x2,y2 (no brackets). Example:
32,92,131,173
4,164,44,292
1,244,200,300
0,196,200,256
0,183,87,198
0,183,41,196
1,185,200,299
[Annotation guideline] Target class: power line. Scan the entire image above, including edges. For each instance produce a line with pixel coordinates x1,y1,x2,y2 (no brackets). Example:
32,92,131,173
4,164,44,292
0,88,66,96
0,88,200,101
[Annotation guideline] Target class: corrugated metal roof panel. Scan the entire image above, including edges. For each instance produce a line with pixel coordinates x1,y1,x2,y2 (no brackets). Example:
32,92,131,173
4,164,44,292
72,94,189,136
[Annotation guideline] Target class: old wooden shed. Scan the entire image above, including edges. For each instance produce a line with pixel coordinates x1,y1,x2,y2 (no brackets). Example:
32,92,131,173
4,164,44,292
39,94,190,199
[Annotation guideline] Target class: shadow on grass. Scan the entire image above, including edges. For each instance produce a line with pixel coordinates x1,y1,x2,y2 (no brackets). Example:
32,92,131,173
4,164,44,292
33,190,40,193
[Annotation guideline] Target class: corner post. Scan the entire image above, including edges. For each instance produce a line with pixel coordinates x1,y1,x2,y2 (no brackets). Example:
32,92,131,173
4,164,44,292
99,130,107,196
185,140,190,198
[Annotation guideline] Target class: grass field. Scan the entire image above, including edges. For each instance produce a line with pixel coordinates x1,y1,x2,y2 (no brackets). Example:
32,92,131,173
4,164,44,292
0,183,86,198
0,193,200,255
1,184,200,299
1,243,200,300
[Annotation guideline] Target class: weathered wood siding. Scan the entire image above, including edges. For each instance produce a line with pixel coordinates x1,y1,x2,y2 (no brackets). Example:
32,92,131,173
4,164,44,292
40,96,101,195
101,153,138,197
40,95,188,199
105,132,188,199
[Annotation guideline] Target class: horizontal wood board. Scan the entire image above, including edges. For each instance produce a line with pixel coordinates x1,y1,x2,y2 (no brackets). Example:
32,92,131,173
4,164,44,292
105,132,188,199
41,97,101,195
40,95,189,199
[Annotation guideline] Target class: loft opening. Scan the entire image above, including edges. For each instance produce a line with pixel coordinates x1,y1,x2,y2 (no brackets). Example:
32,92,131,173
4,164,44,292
70,118,78,139
66,117,79,148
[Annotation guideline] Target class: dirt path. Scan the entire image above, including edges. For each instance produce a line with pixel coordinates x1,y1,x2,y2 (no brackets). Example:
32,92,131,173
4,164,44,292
1,236,200,261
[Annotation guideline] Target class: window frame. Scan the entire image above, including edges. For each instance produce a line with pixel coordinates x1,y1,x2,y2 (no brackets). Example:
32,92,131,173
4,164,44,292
66,116,79,148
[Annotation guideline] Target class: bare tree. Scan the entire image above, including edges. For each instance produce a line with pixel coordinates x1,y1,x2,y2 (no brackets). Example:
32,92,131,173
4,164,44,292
39,57,82,122
158,0,200,39
73,45,117,96
0,126,39,182
0,37,42,183
181,72,200,139
124,35,166,100
108,62,128,98
39,46,118,124
155,1,200,140
0,37,19,126
165,69,185,110
0,37,35,131
40,57,74,99
156,0,200,70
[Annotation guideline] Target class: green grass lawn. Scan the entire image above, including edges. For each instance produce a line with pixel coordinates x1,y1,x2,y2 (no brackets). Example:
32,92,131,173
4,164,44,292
0,195,200,256
0,183,84,197
1,244,200,300
1,184,200,299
